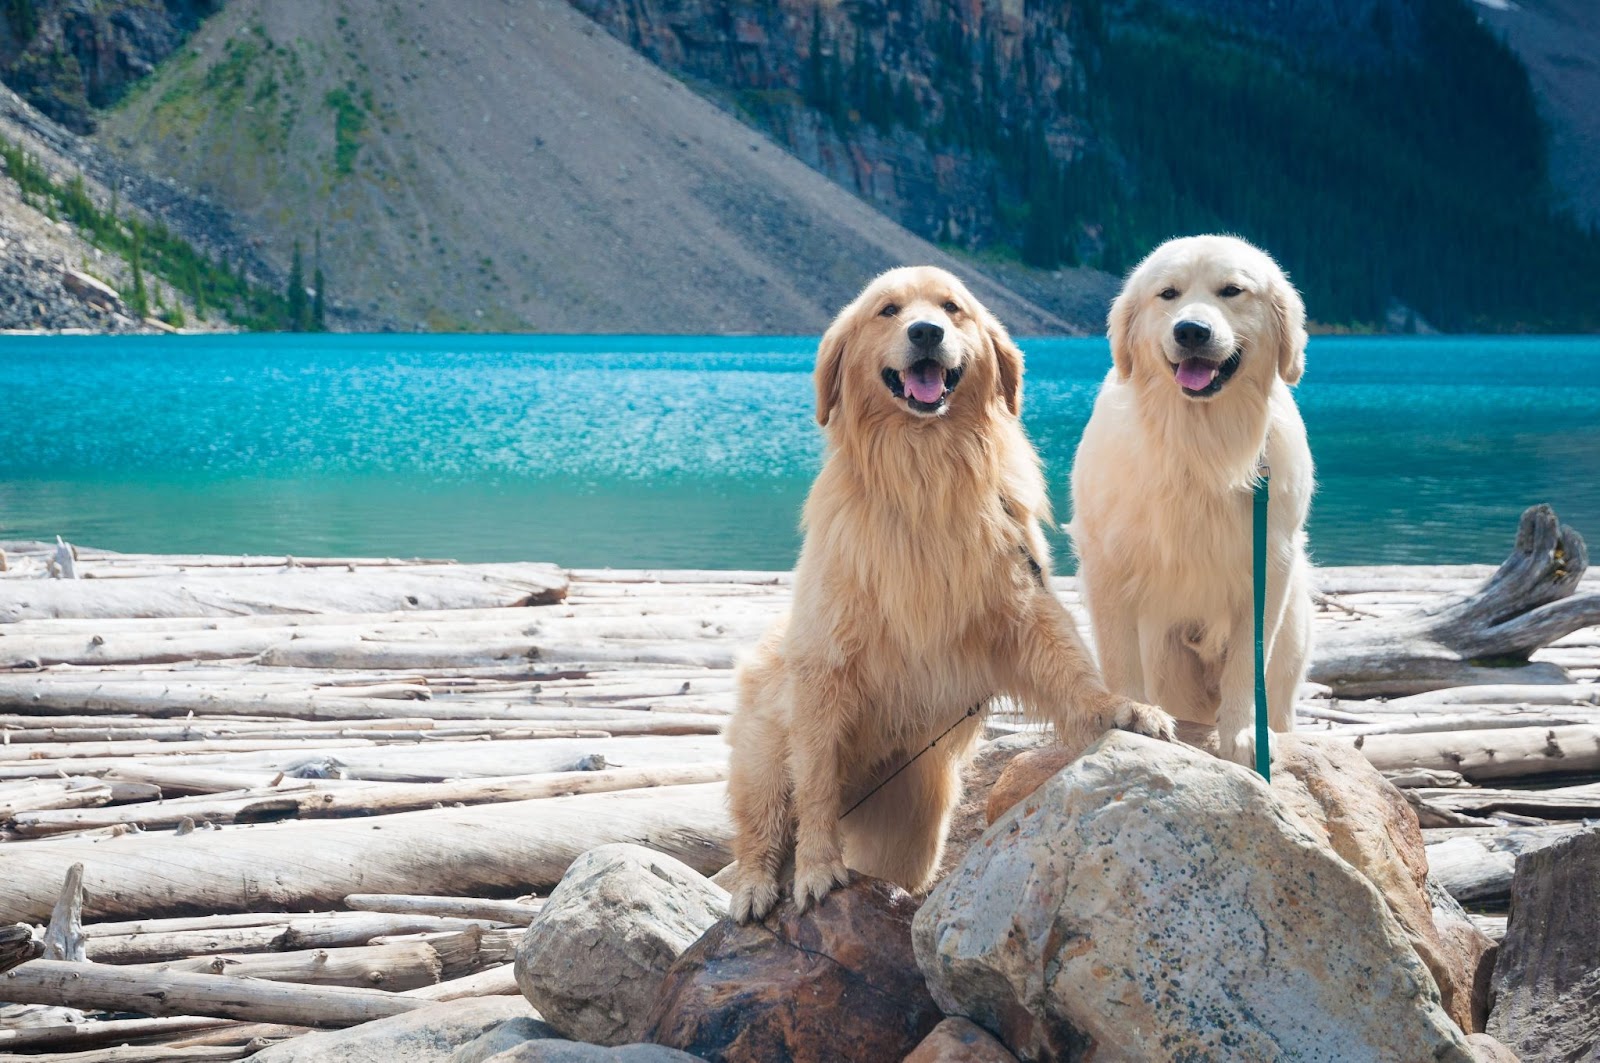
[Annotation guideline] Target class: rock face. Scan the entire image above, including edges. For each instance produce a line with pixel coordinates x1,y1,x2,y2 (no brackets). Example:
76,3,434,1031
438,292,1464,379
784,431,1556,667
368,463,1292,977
445,1018,562,1063
904,1017,1019,1063
515,844,727,1047
914,731,1476,1062
0,0,219,131
646,875,943,1063
247,998,534,1063
1269,734,1491,1034
1488,827,1600,1062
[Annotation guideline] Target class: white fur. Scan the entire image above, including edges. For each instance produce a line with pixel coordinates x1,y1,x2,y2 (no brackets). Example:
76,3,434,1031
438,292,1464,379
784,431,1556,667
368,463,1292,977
1069,235,1314,767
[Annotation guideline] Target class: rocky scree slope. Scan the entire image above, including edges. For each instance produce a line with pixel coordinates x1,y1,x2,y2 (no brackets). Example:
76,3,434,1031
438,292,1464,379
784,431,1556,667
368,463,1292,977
97,0,1074,334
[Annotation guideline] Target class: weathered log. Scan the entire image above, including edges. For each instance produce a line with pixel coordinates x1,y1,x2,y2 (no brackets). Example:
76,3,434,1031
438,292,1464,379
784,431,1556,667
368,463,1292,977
400,962,519,1000
122,940,448,991
1408,782,1600,820
0,1017,237,1053
1425,825,1588,906
1311,506,1600,696
1384,684,1600,709
0,563,567,622
42,864,87,962
84,912,503,965
0,959,424,1026
1,923,43,975
1348,724,1600,782
0,778,113,817
0,783,732,922
1342,712,1600,736
0,1044,255,1062
344,895,542,924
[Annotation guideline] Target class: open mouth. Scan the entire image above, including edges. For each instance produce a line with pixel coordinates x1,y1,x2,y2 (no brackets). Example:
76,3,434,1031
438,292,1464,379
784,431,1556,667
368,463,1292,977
1172,349,1243,399
882,359,964,413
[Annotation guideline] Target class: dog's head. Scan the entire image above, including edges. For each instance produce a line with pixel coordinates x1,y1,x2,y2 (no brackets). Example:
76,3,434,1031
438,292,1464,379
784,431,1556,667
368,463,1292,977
814,266,1023,429
1107,235,1306,401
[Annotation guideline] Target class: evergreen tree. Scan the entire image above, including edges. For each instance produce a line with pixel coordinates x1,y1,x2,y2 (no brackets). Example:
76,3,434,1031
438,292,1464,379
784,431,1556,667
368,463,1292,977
128,235,149,319
286,239,309,331
312,230,326,331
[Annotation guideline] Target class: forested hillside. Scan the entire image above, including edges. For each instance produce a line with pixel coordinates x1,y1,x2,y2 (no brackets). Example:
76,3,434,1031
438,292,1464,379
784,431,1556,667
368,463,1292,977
579,0,1600,332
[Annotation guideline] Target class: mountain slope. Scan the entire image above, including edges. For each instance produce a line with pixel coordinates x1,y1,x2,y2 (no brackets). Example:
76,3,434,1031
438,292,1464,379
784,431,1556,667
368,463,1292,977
97,0,1079,334
1474,0,1600,228
574,0,1600,332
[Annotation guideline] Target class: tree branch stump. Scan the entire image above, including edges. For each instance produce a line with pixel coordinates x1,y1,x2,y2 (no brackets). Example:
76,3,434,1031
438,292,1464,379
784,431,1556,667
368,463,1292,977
1311,506,1600,697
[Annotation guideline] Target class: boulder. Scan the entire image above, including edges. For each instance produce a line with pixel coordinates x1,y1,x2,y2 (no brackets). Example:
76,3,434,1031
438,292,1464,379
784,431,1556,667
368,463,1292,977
914,731,1476,1062
481,1043,704,1062
1427,875,1497,1033
248,997,534,1063
939,731,1053,879
983,744,1073,827
1269,734,1489,1033
646,875,943,1062
446,1017,562,1063
1465,1033,1520,1062
1487,827,1600,1062
515,844,728,1046
903,1017,1019,1062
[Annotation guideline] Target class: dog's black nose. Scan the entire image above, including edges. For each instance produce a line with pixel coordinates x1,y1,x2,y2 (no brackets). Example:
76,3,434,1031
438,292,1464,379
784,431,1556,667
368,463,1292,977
1173,320,1212,349
907,321,944,349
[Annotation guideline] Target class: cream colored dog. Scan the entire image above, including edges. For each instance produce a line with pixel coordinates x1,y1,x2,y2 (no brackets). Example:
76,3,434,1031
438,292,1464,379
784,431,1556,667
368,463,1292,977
1070,235,1313,768
724,266,1176,923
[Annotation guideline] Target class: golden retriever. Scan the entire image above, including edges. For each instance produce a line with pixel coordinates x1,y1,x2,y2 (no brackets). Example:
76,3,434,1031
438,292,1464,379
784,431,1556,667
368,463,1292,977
1069,235,1313,768
724,266,1176,923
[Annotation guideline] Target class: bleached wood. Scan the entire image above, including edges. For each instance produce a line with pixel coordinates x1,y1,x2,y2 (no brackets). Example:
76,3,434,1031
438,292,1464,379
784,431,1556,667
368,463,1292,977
42,864,87,962
84,913,502,965
1,923,42,976
1349,724,1600,781
344,895,542,924
0,778,114,817
0,563,567,622
122,941,447,991
0,1016,237,1053
1311,506,1600,696
0,959,424,1026
0,783,732,922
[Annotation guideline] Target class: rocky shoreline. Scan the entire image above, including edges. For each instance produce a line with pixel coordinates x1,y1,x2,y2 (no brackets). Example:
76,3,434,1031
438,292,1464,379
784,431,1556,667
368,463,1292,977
0,519,1596,1060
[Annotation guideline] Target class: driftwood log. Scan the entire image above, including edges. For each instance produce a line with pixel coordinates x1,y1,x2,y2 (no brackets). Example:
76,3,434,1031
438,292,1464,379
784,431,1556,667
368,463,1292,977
1311,506,1600,696
1,923,42,975
0,958,425,1026
0,783,732,922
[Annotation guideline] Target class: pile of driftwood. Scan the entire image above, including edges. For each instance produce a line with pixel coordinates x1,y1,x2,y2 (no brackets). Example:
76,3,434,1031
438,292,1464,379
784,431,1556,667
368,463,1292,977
0,504,1596,1059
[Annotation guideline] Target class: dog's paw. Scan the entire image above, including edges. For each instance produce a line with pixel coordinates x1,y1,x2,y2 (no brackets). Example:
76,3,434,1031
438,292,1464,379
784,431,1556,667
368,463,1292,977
792,855,850,914
1221,726,1275,772
1112,699,1178,742
728,870,781,924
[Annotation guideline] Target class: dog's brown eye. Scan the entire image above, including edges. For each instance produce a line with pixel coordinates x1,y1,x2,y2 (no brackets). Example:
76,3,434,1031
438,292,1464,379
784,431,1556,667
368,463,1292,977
1219,285,1243,298
942,300,960,314
880,303,899,318
1159,287,1179,301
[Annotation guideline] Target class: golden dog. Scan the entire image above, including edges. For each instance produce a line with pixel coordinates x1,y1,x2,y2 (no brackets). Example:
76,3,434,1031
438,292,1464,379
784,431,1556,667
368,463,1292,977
1070,235,1314,768
725,266,1176,922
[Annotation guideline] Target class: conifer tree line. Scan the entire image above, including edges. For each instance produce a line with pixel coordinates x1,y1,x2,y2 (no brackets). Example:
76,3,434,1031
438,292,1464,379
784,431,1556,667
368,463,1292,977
798,0,1600,332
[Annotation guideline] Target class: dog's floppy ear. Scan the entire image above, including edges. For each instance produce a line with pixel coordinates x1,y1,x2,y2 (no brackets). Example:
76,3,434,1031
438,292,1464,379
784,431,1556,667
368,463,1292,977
985,310,1025,416
814,311,852,427
1107,286,1136,382
1271,272,1308,385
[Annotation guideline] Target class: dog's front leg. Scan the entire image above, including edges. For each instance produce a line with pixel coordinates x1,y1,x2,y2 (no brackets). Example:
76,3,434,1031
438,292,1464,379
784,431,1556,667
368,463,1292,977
1216,610,1267,768
1012,592,1176,750
788,674,855,912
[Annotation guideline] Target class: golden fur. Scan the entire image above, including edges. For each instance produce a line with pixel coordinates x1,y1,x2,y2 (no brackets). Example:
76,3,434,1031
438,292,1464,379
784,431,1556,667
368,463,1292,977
1070,235,1314,767
725,266,1176,922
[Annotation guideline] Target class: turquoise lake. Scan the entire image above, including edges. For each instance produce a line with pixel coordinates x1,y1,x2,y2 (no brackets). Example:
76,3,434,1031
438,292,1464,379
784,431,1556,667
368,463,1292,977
1,334,1597,570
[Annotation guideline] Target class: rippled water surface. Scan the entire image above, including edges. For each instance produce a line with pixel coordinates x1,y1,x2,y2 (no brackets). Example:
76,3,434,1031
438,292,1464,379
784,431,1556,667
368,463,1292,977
2,333,1597,569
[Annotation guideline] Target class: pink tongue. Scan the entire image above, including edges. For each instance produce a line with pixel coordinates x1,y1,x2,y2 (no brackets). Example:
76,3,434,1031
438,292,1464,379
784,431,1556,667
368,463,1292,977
905,365,945,404
1175,358,1218,391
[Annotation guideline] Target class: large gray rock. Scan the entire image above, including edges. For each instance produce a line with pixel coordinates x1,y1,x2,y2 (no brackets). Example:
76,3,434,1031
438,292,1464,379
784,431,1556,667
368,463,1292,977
913,731,1477,1063
1488,827,1600,1062
249,998,534,1063
515,844,727,1046
445,1017,562,1063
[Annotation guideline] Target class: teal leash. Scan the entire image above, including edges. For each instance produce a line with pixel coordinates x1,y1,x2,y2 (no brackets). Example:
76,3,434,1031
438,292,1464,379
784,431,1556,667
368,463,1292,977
1252,460,1271,781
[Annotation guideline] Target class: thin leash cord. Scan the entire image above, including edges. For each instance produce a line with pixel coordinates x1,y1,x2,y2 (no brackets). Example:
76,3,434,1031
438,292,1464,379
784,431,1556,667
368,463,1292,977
1253,461,1271,781
839,699,987,820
